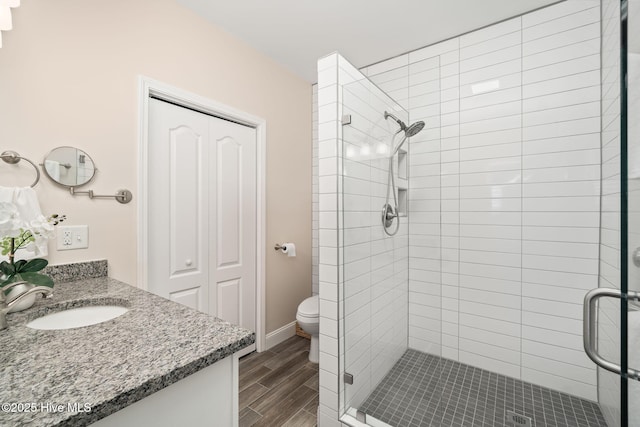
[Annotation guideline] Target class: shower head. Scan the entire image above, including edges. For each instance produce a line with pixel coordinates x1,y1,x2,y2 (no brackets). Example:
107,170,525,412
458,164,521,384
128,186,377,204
391,121,425,156
384,111,407,131
405,121,425,137
384,111,425,138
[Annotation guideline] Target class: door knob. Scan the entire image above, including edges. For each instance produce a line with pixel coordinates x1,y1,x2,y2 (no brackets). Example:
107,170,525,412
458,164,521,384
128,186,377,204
185,259,192,266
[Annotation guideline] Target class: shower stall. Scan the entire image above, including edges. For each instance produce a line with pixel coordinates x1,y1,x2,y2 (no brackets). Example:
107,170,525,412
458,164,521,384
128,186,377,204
315,0,639,426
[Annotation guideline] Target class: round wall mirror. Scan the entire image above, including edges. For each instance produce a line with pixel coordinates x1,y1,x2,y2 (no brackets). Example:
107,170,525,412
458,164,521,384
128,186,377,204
42,146,96,188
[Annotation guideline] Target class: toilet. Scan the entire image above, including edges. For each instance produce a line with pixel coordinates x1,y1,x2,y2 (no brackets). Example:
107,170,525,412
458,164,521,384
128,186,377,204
296,295,319,363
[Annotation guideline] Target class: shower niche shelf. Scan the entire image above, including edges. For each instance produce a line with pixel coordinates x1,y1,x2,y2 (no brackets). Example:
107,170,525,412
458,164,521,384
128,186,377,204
396,148,408,217
397,187,407,217
397,149,408,180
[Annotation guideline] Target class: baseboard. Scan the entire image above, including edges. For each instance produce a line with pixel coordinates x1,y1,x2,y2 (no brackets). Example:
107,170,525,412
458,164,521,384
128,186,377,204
265,321,297,350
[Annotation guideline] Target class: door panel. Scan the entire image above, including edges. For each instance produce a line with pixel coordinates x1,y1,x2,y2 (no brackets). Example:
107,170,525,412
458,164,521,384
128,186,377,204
169,126,202,277
170,287,200,310
148,98,257,334
148,99,209,313
216,136,242,268
209,118,257,332
214,279,241,325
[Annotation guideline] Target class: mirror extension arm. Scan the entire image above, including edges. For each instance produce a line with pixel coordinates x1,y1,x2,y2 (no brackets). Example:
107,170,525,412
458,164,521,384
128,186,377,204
69,187,133,204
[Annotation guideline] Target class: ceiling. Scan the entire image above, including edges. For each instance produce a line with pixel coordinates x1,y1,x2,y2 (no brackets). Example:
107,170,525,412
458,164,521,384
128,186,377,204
178,0,563,82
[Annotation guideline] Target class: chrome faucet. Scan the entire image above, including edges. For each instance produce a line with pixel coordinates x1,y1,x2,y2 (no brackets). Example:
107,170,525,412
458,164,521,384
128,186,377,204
0,281,53,330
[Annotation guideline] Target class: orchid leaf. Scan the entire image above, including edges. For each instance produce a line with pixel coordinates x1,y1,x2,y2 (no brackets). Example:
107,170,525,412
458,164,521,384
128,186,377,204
0,261,15,276
1,275,17,287
15,272,53,288
14,259,27,271
17,272,54,287
21,259,48,273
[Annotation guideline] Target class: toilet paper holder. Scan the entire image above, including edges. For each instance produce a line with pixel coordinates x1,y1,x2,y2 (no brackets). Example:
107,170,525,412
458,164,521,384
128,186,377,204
274,243,294,251
274,243,296,257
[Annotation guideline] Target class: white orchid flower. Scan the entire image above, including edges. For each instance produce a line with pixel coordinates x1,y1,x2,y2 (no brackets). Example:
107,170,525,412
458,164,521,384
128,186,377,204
0,202,23,238
29,215,55,239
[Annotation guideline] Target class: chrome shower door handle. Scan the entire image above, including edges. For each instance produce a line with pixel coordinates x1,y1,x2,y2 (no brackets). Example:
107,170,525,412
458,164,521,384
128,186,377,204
583,287,640,380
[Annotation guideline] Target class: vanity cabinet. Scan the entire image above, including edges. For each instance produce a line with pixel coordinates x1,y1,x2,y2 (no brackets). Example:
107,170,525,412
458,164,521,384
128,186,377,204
93,355,239,427
0,276,253,427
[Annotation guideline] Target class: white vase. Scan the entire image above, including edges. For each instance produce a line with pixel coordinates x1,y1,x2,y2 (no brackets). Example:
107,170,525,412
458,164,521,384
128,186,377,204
6,282,37,313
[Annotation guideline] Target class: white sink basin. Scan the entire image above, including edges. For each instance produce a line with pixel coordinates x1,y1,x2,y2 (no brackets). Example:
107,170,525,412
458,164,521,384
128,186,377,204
26,305,129,330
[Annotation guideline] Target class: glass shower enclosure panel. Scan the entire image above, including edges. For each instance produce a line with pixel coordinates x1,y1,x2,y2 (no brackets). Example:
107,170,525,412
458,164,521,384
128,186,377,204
626,0,640,423
592,1,639,425
340,74,411,422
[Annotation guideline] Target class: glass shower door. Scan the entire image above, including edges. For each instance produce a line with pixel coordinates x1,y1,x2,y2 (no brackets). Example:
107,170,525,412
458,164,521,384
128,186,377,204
625,0,640,424
340,73,412,425
586,1,639,426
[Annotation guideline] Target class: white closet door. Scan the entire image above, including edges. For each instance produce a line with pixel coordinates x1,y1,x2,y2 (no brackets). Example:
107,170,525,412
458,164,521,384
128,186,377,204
208,118,256,331
147,98,257,334
148,99,211,312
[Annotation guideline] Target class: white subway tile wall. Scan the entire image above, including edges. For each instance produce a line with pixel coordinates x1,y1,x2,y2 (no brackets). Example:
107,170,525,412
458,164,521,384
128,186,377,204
394,52,445,359
521,1,601,401
317,53,342,427
456,17,525,375
374,0,601,401
407,52,445,358
439,40,462,364
313,85,319,296
315,0,615,424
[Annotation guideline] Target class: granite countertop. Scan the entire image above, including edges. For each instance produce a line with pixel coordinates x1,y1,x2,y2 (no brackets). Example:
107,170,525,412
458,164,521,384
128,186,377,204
0,277,255,426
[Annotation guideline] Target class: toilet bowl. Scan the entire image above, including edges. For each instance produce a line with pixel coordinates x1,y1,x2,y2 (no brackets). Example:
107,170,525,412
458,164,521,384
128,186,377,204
296,295,319,363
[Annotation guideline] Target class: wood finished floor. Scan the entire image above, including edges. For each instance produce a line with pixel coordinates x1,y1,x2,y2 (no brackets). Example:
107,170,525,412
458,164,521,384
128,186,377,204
239,335,318,427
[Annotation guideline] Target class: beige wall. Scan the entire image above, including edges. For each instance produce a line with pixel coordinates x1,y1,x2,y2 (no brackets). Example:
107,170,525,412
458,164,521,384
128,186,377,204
0,0,312,335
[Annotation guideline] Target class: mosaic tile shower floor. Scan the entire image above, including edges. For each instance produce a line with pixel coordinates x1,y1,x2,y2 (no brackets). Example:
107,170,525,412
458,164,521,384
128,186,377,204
358,350,607,427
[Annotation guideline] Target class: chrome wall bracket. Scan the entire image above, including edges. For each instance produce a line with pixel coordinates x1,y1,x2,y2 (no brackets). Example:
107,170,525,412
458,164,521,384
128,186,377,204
342,115,352,125
69,187,133,204
344,372,354,385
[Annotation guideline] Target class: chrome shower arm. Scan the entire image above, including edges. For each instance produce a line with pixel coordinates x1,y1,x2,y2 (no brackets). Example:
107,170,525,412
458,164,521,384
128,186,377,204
384,111,407,131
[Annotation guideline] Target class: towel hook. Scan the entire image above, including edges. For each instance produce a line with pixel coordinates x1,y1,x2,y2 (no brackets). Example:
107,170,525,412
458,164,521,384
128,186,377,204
0,151,41,188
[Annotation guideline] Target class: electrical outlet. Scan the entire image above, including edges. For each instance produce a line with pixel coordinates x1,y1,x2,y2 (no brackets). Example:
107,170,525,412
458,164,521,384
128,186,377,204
57,225,89,251
62,230,72,246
